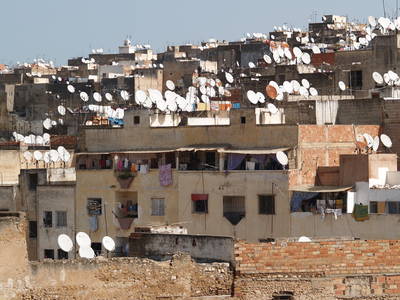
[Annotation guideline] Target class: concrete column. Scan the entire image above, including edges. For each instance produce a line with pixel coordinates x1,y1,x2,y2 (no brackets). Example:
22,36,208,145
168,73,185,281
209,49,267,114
219,153,225,172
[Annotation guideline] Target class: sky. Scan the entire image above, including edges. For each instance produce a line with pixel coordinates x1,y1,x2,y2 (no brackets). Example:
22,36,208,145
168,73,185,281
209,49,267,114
0,0,396,65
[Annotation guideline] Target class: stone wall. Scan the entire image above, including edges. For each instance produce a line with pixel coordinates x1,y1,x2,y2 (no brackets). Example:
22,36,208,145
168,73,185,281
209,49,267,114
234,240,400,299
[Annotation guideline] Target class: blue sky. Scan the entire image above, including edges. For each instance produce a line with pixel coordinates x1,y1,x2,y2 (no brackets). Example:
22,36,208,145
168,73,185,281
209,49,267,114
0,0,394,65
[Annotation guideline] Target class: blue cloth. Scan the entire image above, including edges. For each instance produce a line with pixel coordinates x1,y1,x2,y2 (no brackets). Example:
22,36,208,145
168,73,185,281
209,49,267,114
228,154,246,170
291,192,319,212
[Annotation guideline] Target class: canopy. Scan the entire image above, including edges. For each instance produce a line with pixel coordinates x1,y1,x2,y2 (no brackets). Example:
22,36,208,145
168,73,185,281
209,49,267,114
290,185,353,193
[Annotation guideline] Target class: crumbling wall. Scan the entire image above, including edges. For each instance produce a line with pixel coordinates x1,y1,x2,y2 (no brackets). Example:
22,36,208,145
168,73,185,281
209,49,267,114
234,240,400,299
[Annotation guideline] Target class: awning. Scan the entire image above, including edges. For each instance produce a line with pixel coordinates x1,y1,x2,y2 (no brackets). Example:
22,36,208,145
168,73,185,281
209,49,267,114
218,147,290,155
112,149,175,154
75,152,110,156
191,194,209,201
289,185,353,193
176,146,228,152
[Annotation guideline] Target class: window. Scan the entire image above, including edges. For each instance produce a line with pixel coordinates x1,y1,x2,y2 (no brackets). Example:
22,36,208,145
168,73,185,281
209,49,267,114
259,195,275,215
28,173,38,190
91,242,102,256
56,211,67,227
87,198,102,215
57,249,68,260
134,116,140,124
29,221,37,238
349,70,363,90
223,196,245,225
387,202,400,214
192,194,208,213
240,116,246,124
43,211,52,228
44,249,54,259
151,198,165,216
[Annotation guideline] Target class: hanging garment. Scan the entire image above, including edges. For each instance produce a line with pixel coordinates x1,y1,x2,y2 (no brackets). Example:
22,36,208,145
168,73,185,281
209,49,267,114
89,215,98,232
353,204,369,221
123,158,129,169
159,164,173,186
117,160,123,171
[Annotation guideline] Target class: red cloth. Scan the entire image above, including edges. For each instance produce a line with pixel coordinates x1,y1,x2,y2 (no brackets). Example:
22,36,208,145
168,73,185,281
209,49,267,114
191,194,208,201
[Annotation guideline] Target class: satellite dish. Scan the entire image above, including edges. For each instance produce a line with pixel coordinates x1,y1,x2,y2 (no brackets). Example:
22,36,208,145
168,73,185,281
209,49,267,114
57,77,62,82
299,86,309,97
43,133,50,143
80,92,89,102
225,72,234,83
33,150,43,161
120,90,129,101
93,92,102,102
60,150,71,163
309,87,318,96
388,70,399,82
263,54,272,64
301,79,310,89
43,118,52,130
49,149,60,162
372,72,384,85
67,85,75,93
283,81,293,94
266,85,278,99
256,92,265,103
312,45,321,54
298,236,311,242
105,93,113,101
36,135,44,145
102,236,116,251
201,94,210,103
293,47,303,58
79,246,95,259
58,234,74,252
368,16,377,27
380,134,393,148
58,105,66,116
267,103,278,114
284,48,293,60
301,53,311,65
57,146,66,155
372,136,380,152
165,80,175,91
249,62,256,68
247,90,258,104
363,133,374,148
276,151,288,166
76,232,91,247
23,151,32,161
135,90,147,104
384,73,391,85
291,80,301,93
43,152,50,164
338,81,346,91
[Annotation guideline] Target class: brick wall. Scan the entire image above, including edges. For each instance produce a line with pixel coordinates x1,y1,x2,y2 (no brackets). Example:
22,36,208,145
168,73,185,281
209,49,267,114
234,240,400,299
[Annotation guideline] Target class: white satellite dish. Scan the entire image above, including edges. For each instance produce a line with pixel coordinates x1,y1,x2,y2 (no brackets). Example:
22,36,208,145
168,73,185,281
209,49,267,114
267,103,278,114
247,90,258,104
166,80,175,91
291,80,301,92
79,246,95,259
384,73,391,85
363,133,374,148
380,134,393,148
309,87,318,96
256,92,265,103
263,54,272,64
60,150,71,163
43,133,50,143
76,232,91,247
372,72,384,85
80,92,89,102
36,135,44,145
135,90,147,104
58,105,66,116
93,92,102,102
43,118,52,130
284,48,293,60
283,81,293,94
299,86,309,97
33,151,43,161
43,152,50,164
225,72,234,83
338,81,346,91
23,151,32,161
49,149,60,162
301,79,310,89
298,236,311,242
120,90,129,101
276,151,288,166
301,53,311,65
293,47,303,58
67,85,75,93
368,16,377,27
102,236,116,251
388,70,399,81
372,136,380,152
58,234,74,252
105,93,113,101
248,62,256,68
312,45,321,54
57,77,62,82
57,146,66,155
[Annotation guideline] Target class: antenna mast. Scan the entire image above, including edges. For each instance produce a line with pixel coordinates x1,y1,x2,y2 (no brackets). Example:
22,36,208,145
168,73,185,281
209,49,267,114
383,0,387,18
